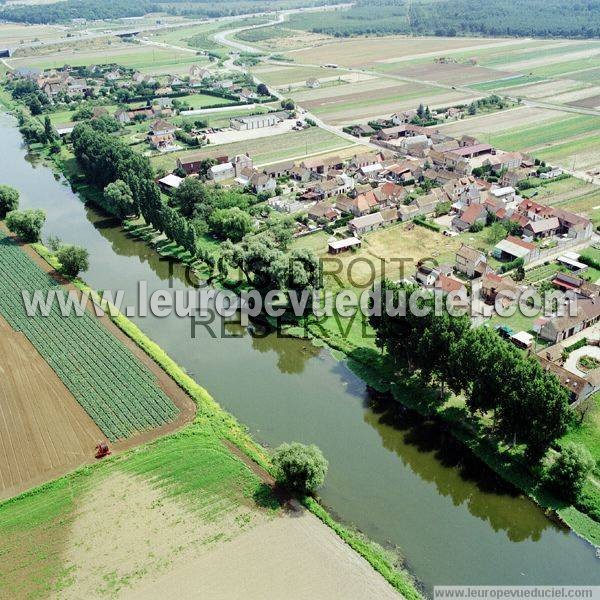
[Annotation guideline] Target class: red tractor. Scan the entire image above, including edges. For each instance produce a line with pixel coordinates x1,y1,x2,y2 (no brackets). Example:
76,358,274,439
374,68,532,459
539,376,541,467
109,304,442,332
95,442,111,459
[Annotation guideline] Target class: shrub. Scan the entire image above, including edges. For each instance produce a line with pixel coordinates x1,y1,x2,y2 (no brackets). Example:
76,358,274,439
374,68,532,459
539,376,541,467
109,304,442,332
545,443,595,502
0,184,19,219
272,442,328,495
6,209,46,242
56,244,89,278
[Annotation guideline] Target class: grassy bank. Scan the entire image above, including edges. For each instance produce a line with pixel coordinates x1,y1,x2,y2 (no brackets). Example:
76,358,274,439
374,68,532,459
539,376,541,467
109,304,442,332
27,241,421,599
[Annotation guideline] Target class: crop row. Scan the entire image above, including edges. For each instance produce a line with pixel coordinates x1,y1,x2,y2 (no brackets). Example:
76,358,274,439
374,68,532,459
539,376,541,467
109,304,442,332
0,234,179,441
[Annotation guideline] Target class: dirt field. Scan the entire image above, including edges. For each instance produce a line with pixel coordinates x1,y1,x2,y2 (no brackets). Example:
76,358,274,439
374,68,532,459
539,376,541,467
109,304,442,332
0,315,103,500
566,93,600,109
285,35,513,68
124,504,400,600
385,62,514,85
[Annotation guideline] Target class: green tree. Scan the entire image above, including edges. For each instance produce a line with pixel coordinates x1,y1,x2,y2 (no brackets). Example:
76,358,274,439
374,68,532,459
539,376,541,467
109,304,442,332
545,443,594,502
0,185,19,219
208,207,253,242
56,244,89,278
103,179,134,219
486,221,507,244
5,209,46,242
173,177,208,217
272,442,328,495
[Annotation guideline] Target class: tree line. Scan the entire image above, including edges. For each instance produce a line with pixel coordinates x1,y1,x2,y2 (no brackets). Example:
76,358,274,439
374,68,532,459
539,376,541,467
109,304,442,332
369,280,573,462
286,0,600,39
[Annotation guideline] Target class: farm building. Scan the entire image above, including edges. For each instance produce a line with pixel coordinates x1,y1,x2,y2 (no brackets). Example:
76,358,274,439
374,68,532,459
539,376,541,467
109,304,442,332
328,237,361,254
230,114,282,131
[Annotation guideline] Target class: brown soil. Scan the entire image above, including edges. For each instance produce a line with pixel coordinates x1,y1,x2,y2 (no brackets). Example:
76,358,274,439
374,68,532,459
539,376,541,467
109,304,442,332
0,314,103,500
566,93,600,109
0,227,197,499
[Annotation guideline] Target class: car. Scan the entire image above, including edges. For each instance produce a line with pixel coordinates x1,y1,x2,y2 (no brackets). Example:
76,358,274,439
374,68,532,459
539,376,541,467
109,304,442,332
443,230,459,237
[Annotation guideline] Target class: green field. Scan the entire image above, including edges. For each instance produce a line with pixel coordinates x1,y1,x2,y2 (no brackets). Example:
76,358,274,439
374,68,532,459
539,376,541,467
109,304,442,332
469,75,545,91
0,233,179,441
489,114,600,151
151,127,357,171
175,93,239,109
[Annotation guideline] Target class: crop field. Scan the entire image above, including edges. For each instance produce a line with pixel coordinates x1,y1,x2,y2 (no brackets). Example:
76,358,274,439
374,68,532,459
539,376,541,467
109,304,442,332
251,64,338,87
535,133,600,173
234,24,329,51
501,79,589,100
7,39,205,74
296,82,477,124
469,75,546,92
486,114,600,151
566,93,600,109
569,68,600,84
0,22,66,46
382,62,513,85
283,35,513,69
0,315,102,499
554,187,600,226
0,233,179,441
151,127,358,171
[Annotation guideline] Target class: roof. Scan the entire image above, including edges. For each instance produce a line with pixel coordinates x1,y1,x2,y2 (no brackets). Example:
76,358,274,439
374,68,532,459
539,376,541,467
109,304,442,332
158,174,183,189
211,162,234,174
494,238,533,259
350,212,384,229
456,244,485,264
329,237,361,250
435,274,465,294
459,203,486,225
150,118,175,131
491,186,515,197
449,143,493,157
524,217,560,234
539,357,590,398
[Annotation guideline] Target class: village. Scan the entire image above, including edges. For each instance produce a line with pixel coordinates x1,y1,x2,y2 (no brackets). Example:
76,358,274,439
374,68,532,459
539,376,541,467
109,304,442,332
7,58,600,411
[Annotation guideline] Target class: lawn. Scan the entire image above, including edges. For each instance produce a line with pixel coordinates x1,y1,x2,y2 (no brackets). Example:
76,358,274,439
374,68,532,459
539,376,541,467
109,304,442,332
150,127,358,171
175,93,239,109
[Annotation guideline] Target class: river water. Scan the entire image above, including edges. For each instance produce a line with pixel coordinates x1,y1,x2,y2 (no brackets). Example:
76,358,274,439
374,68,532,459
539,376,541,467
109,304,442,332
1,112,598,593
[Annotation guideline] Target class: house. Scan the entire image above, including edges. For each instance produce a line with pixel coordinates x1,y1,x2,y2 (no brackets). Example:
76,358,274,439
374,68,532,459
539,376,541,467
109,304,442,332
480,272,517,304
209,162,235,182
415,263,440,287
300,156,343,175
249,172,276,194
232,154,253,177
290,165,312,183
451,203,487,232
149,118,176,136
168,75,184,86
551,272,600,299
157,174,183,192
155,86,173,96
391,110,417,125
523,216,560,239
489,186,516,206
501,168,530,188
336,192,378,217
347,124,376,138
349,212,385,235
148,133,176,150
455,244,487,278
538,358,597,405
189,65,210,80
443,176,480,206
349,152,381,169
435,274,467,296
381,207,400,225
540,168,563,180
357,163,383,180
492,235,536,264
448,143,493,160
262,160,295,179
538,298,600,343
484,151,522,173
308,202,339,222
376,181,406,205
328,237,361,254
114,109,131,124
306,78,321,89
230,114,281,130
413,191,441,217
239,88,258,101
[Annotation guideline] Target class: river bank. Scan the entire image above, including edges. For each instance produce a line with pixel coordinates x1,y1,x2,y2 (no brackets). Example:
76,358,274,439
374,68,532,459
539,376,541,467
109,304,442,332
2,108,600,593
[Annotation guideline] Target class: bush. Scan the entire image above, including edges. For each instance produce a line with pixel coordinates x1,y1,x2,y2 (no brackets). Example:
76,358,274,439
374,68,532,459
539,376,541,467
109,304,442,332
6,209,46,242
0,184,19,219
56,244,89,278
545,442,595,502
272,442,328,495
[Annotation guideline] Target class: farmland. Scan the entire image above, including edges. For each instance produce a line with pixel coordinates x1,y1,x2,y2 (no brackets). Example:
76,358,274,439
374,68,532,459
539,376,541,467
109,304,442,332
0,314,102,499
0,232,180,442
150,126,359,171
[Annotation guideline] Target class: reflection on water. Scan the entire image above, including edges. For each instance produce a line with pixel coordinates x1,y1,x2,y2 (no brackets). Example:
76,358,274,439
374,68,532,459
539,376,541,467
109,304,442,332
363,391,557,544
2,111,599,594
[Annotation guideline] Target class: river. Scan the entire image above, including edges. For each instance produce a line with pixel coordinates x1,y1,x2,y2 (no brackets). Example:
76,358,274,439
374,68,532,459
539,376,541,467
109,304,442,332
1,112,598,594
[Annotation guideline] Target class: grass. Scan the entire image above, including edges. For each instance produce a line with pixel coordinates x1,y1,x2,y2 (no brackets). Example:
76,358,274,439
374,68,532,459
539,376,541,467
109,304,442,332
560,394,600,468
150,127,356,171
174,93,239,109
